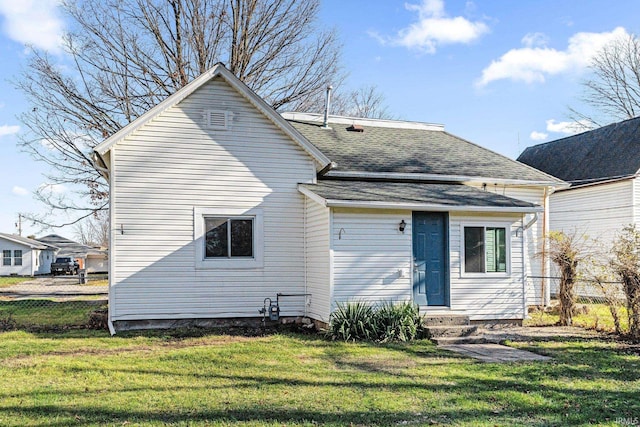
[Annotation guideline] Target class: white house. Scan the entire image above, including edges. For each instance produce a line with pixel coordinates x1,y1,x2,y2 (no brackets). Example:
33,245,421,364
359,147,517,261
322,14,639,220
93,64,565,334
0,233,57,276
518,117,640,248
37,234,108,273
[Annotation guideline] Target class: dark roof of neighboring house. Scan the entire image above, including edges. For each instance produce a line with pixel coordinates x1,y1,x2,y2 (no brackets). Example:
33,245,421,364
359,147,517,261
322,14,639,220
517,117,640,187
37,234,106,258
0,233,54,250
300,181,540,210
287,117,560,184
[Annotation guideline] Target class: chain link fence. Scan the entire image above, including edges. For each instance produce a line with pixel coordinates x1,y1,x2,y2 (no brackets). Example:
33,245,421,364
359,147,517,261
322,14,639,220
0,273,108,331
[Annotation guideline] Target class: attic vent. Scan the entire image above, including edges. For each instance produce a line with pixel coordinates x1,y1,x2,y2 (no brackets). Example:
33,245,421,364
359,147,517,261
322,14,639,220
204,109,230,130
346,124,364,132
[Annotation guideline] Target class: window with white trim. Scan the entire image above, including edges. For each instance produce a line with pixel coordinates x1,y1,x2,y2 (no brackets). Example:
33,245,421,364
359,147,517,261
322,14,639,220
205,217,254,258
463,226,508,274
13,250,23,266
2,250,10,266
194,207,263,269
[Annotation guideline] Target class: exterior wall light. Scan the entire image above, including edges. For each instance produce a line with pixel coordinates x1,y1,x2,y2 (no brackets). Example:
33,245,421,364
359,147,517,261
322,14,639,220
399,220,406,233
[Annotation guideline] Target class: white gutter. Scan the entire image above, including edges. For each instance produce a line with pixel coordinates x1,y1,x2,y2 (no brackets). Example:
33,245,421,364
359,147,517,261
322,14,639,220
324,200,543,213
323,171,567,188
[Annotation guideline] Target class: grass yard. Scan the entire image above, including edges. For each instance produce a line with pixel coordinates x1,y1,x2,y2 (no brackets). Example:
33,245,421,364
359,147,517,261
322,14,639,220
0,330,638,426
0,276,32,288
0,300,104,328
526,303,630,333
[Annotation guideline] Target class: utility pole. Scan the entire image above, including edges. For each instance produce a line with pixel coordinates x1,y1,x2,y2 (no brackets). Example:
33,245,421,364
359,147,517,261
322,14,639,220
15,214,22,236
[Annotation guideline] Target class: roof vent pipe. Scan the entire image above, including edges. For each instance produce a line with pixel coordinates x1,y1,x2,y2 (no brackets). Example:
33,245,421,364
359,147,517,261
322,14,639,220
322,85,332,129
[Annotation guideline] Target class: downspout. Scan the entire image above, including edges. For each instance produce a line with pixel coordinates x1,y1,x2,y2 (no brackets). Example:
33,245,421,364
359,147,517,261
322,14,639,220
106,149,116,336
520,212,538,318
541,187,549,307
303,197,308,318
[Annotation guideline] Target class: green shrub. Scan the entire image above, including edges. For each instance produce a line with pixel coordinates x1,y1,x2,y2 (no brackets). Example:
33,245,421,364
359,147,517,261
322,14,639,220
328,300,423,342
328,300,377,342
375,301,422,342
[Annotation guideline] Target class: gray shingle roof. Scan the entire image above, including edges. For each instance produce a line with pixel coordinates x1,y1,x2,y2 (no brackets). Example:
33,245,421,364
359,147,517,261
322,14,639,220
517,117,640,187
37,234,105,258
288,119,559,183
301,181,540,210
0,233,53,250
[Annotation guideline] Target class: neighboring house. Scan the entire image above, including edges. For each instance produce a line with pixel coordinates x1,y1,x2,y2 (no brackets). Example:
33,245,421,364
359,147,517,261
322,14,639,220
0,233,57,276
93,64,565,334
37,234,108,273
518,117,640,247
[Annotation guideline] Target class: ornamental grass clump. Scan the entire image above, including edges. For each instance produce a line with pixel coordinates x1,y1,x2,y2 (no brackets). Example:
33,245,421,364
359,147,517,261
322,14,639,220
375,301,422,343
328,301,423,342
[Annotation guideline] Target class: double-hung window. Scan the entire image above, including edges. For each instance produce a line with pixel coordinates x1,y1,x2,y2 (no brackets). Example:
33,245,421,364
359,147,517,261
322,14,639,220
2,250,10,266
463,225,508,274
13,250,23,266
195,207,263,269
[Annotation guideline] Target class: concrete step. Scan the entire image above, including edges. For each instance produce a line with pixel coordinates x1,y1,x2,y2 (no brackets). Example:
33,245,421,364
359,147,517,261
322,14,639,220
422,314,470,326
424,324,478,338
431,335,492,345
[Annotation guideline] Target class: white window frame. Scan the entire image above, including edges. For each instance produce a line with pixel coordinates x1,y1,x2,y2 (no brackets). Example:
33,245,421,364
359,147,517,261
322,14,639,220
460,221,511,278
194,207,263,269
2,250,10,266
13,250,23,266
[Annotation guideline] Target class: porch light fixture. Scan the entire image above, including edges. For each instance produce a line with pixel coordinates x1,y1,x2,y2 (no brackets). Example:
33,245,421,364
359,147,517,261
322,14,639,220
398,220,406,233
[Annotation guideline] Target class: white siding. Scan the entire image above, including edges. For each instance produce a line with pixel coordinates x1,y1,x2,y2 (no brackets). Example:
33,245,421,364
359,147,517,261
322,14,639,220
35,249,55,275
550,180,634,247
110,76,316,322
0,239,34,276
304,198,331,322
331,209,412,306
449,212,525,321
86,255,108,273
466,184,547,306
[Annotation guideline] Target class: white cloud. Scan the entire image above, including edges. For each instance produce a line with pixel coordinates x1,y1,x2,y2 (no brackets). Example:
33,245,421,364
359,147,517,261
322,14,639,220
376,0,489,53
0,0,64,53
546,119,591,135
530,131,548,141
0,124,20,137
12,186,28,196
477,27,628,87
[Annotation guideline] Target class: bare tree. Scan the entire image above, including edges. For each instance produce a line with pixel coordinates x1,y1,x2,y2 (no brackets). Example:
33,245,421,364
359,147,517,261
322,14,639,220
339,85,394,119
73,211,109,248
570,32,640,127
547,231,589,326
16,0,343,226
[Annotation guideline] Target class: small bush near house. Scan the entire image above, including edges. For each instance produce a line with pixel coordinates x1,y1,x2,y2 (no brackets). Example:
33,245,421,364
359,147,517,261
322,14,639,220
375,301,422,342
328,301,423,342
610,225,640,341
328,300,377,342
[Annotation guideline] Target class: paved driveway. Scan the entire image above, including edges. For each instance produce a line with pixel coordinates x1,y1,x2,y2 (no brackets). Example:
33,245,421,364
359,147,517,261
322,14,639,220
0,276,107,299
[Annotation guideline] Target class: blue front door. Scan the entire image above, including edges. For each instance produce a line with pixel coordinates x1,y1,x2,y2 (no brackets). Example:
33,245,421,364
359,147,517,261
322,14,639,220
412,212,448,306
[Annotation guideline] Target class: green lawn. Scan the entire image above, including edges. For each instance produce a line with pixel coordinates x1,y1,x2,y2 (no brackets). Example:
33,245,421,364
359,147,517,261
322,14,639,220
0,276,32,288
526,303,630,333
0,330,638,426
0,300,104,328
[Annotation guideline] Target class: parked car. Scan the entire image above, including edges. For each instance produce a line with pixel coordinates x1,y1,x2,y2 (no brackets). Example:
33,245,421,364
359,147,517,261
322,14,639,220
51,257,80,275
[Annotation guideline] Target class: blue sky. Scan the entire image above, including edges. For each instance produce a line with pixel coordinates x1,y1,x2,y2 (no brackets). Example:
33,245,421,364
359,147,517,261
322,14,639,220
0,0,639,237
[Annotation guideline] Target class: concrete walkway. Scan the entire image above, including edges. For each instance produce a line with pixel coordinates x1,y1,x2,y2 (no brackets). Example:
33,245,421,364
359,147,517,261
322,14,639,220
439,343,551,363
438,325,604,362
